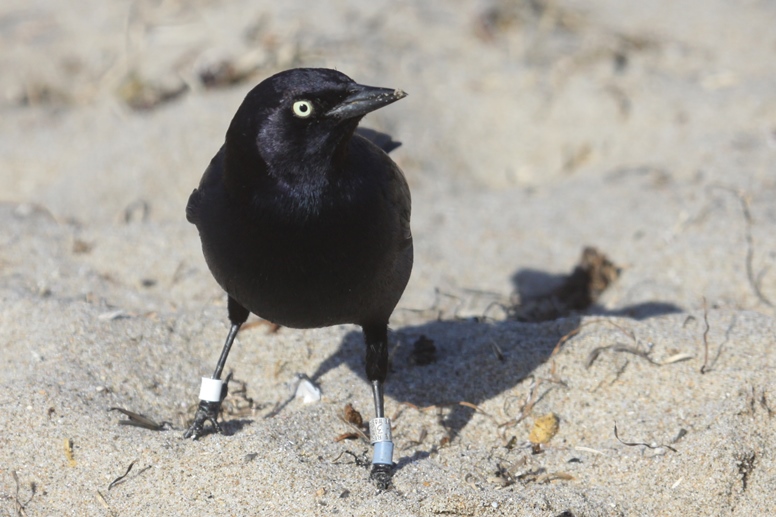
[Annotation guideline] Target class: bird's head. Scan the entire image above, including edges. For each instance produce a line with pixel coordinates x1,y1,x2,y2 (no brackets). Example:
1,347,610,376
225,68,406,186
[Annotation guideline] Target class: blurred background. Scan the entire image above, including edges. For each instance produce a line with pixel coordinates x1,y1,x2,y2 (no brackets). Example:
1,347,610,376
2,0,775,317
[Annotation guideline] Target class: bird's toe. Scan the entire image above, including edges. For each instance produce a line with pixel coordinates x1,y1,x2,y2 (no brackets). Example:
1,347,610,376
183,400,223,439
369,463,394,490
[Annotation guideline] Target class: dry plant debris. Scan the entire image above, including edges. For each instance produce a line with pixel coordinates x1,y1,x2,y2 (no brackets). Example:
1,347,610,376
63,438,76,467
500,377,559,431
711,187,774,308
198,49,267,89
613,422,677,453
11,471,36,516
221,375,267,418
513,247,620,322
335,404,369,443
700,297,712,374
108,461,136,490
109,407,166,431
331,450,370,468
586,343,657,368
410,335,438,365
117,72,188,111
344,403,363,427
528,413,560,446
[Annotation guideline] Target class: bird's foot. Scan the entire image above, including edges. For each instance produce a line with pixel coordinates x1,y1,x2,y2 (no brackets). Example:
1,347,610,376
184,376,228,439
370,463,394,489
183,400,222,439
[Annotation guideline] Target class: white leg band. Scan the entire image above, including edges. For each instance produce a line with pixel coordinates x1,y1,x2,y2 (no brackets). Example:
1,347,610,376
199,377,224,402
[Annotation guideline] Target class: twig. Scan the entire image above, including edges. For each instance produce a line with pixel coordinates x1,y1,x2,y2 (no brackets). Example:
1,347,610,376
661,353,694,365
489,340,505,361
613,422,677,452
109,407,167,430
586,344,658,368
336,418,369,443
499,378,555,429
331,450,370,468
481,301,510,321
553,319,635,356
108,461,150,491
760,389,775,417
738,192,773,307
700,298,711,374
553,326,581,355
108,461,136,490
12,471,28,517
609,358,630,386
95,490,114,516
459,401,500,427
574,446,605,456
536,472,574,484
711,186,773,307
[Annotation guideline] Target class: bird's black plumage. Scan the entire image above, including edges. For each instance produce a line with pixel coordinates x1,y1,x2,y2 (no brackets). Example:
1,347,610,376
184,68,411,486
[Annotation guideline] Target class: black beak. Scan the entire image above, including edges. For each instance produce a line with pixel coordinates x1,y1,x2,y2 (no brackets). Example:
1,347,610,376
326,84,407,120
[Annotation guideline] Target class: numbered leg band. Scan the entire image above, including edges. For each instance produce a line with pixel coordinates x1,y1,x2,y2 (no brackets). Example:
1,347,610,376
370,417,394,466
199,377,224,402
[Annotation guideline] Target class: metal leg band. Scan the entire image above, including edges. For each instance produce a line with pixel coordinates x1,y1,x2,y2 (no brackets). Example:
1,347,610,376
370,417,393,466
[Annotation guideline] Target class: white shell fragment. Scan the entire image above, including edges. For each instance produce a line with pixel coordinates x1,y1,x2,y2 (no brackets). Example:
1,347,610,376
294,377,322,404
98,310,128,321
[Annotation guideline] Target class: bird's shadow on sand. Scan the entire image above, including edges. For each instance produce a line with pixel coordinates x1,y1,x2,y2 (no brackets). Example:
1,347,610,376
309,266,681,450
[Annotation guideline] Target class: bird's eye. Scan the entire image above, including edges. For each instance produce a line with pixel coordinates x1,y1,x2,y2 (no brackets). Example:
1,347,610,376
292,100,314,118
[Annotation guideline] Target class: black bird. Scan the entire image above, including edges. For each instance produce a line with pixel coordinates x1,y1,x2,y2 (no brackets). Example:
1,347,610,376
184,68,412,486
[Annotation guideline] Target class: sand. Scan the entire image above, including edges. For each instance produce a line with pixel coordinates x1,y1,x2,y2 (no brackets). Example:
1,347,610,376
1,1,775,515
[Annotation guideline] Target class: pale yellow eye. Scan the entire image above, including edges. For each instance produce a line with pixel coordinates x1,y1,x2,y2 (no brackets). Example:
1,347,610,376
292,100,313,118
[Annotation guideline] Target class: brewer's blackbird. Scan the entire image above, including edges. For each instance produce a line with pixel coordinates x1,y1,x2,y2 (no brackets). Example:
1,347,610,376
184,68,412,486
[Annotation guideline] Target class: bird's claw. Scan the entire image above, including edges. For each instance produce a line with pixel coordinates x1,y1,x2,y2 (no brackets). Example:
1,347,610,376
369,463,394,490
183,400,223,439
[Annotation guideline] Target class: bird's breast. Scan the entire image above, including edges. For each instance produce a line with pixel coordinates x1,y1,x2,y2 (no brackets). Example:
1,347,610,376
198,185,399,328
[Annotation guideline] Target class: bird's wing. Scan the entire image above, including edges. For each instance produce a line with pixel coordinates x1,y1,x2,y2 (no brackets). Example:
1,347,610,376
185,189,201,225
355,127,402,154
387,159,413,246
186,146,225,225
352,134,412,247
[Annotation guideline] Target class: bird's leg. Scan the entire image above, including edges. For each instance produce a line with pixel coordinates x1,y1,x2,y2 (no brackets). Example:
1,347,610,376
363,323,393,488
182,324,238,439
184,297,249,439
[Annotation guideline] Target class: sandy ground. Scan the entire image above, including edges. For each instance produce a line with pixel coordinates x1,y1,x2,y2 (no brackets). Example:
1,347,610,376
2,1,776,515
